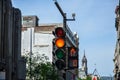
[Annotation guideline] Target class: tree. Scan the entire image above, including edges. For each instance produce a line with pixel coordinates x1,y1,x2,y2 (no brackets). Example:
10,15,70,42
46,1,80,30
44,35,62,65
24,53,59,80
78,76,92,80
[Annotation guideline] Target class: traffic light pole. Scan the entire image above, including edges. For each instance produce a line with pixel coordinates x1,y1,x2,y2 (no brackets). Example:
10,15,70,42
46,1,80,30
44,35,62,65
54,1,75,80
54,1,66,28
54,1,75,30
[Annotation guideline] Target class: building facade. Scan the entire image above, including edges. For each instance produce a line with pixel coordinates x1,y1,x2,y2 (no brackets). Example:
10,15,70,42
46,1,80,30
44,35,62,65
114,5,120,80
0,0,26,79
21,17,59,62
100,76,114,80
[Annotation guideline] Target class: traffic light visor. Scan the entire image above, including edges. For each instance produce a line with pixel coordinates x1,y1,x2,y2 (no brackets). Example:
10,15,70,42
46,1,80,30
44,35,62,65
55,27,65,37
55,38,65,48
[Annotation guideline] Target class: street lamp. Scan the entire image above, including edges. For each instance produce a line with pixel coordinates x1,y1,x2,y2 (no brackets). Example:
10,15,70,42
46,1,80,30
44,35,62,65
72,13,75,20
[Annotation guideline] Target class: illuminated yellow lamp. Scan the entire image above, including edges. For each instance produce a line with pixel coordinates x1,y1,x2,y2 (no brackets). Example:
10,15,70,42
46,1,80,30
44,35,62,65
55,38,65,48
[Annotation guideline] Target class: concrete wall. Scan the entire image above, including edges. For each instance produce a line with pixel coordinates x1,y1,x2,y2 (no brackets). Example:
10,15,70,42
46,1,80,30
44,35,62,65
21,26,54,62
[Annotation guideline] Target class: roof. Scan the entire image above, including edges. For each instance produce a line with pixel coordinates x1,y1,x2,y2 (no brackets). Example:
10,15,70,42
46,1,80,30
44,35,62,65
34,25,55,32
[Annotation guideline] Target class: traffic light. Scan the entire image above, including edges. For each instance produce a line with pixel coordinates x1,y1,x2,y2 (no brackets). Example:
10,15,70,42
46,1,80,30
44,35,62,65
68,47,78,69
52,27,66,70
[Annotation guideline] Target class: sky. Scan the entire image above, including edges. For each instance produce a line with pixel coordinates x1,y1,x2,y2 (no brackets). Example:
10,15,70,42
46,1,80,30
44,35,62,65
12,0,118,76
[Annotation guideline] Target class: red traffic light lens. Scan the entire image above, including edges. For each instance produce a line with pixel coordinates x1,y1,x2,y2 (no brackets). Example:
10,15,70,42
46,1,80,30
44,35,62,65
55,27,65,37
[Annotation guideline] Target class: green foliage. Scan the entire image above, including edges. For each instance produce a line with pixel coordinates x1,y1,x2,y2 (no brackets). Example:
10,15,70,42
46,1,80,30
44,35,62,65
78,76,92,80
24,53,58,80
86,76,92,80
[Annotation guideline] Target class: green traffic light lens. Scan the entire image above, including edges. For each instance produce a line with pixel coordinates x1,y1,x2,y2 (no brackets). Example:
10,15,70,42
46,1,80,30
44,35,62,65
56,49,64,59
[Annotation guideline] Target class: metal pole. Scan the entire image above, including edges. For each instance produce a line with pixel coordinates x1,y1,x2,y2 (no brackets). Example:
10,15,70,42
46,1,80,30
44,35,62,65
54,1,66,19
30,28,32,79
63,17,66,80
54,1,75,80
54,1,67,29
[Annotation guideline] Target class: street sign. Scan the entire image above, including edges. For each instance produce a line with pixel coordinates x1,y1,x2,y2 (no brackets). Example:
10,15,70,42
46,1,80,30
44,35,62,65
92,76,97,80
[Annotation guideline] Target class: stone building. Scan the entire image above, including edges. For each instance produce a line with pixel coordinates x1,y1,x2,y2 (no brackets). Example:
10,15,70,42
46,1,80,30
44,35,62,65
114,5,120,80
0,0,26,79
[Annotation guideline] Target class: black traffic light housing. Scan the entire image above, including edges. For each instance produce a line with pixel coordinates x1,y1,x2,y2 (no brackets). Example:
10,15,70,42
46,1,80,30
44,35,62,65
52,27,66,70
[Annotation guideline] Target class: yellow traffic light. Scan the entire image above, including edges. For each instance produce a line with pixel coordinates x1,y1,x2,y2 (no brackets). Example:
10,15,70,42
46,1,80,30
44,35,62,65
52,27,66,70
55,38,65,48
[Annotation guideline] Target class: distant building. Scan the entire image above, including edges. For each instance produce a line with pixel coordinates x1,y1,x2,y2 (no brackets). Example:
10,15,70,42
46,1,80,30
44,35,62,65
22,16,39,27
100,76,113,80
79,70,86,79
79,51,88,79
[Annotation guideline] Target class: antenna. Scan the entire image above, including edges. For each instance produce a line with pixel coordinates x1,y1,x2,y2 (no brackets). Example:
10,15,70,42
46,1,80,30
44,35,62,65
92,64,101,78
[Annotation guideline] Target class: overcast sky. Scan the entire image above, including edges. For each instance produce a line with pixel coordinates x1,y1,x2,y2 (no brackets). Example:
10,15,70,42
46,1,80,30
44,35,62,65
12,0,118,76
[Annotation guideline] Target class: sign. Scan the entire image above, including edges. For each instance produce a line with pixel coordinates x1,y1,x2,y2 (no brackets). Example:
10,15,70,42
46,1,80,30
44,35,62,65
68,47,78,69
92,76,97,80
